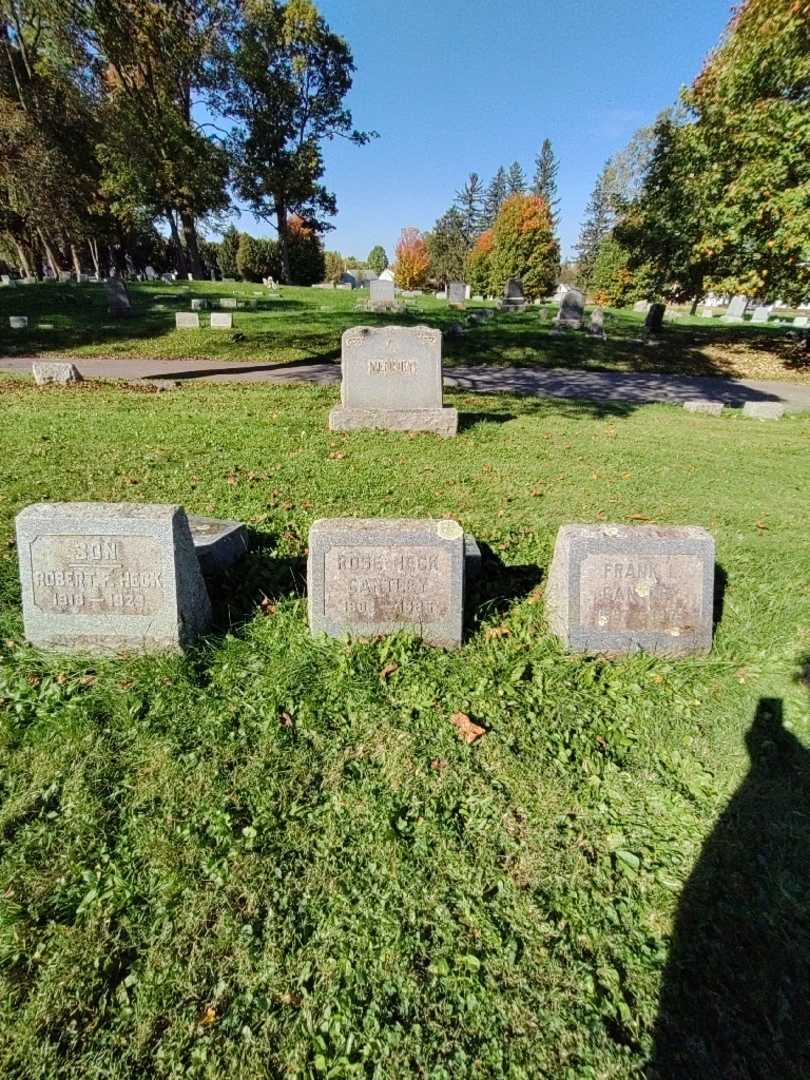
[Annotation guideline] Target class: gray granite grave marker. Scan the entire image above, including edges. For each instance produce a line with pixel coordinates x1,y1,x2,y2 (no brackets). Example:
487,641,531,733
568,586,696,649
329,325,457,436
210,312,233,329
447,281,466,308
369,279,396,305
500,278,527,311
742,402,785,420
587,307,606,337
15,503,212,654
645,303,666,334
9,315,28,329
554,288,584,328
219,297,238,309
683,400,724,416
751,305,772,324
175,312,200,329
104,278,133,317
308,518,465,647
191,298,208,311
32,362,82,386
722,294,748,322
545,524,715,656
188,515,248,574
633,300,651,313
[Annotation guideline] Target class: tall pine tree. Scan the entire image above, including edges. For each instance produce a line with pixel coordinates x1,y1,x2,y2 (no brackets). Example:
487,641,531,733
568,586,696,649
452,172,485,245
575,163,619,288
483,167,508,226
532,139,560,225
507,160,526,194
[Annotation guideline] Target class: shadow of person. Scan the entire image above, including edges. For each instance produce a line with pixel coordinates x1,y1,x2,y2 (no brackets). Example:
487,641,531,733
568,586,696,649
648,696,810,1079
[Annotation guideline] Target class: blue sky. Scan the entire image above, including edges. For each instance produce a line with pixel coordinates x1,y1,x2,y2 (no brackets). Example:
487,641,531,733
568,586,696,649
231,0,733,261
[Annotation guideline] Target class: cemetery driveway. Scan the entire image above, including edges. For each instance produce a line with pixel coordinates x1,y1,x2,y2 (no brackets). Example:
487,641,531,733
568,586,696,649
3,355,810,411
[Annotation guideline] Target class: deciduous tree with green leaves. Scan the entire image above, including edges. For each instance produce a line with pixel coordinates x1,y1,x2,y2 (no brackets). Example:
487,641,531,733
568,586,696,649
489,193,559,300
366,244,387,274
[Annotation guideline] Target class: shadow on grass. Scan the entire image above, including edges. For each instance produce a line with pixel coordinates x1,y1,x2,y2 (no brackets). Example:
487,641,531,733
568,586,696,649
204,527,305,632
466,540,542,629
648,684,810,1079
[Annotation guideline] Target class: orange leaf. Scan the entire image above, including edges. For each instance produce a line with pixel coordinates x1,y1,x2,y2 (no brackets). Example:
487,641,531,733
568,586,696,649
450,712,486,744
379,662,398,681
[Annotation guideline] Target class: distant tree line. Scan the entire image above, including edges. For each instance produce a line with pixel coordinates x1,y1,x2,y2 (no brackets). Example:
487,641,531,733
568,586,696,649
0,0,373,282
576,0,809,308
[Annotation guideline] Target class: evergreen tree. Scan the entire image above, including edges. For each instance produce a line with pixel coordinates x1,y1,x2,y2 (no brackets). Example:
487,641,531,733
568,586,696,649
532,139,560,225
507,161,526,195
426,208,468,284
367,245,388,273
483,167,508,227
218,226,241,278
452,172,485,244
575,164,619,288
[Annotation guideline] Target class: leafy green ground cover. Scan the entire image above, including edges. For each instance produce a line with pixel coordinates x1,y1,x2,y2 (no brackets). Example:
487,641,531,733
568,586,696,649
1,280,808,383
0,378,808,1077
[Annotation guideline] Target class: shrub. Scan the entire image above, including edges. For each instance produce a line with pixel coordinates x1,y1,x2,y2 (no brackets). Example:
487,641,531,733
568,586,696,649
218,225,241,278
288,215,325,286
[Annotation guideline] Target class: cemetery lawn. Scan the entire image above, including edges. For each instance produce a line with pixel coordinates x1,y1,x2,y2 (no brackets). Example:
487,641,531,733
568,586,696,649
1,377,809,1078
2,280,810,383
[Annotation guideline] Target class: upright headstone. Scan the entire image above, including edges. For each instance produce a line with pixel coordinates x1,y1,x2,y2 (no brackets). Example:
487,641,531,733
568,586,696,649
188,515,249,574
9,316,28,329
500,278,527,311
32,362,82,386
587,307,606,338
329,325,457,437
219,297,238,309
369,279,396,306
0,274,13,286
644,303,666,334
308,518,465,647
447,281,466,308
633,300,651,314
15,503,212,654
722,295,748,322
794,316,809,328
545,524,715,657
751,305,772,324
210,312,233,329
104,278,133,318
190,298,208,311
175,312,200,329
554,288,584,328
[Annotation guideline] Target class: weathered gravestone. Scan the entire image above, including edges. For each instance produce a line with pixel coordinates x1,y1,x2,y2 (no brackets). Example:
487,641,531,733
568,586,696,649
684,400,725,416
500,278,527,311
794,316,809,328
308,518,465,647
554,288,584,328
219,297,238,309
15,503,212,654
447,282,466,308
587,307,606,338
104,278,133,318
210,312,233,329
742,401,785,420
545,524,715,656
369,279,396,307
644,303,666,334
633,300,651,314
191,298,208,311
722,294,748,322
32,362,82,386
751,305,772,324
0,274,14,286
9,316,28,329
329,325,457,437
175,312,200,329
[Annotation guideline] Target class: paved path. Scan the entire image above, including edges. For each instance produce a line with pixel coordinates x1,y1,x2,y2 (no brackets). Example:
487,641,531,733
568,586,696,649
4,354,810,411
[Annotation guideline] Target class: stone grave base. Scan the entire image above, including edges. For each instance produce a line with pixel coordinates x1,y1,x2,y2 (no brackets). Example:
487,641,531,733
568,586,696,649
498,299,527,311
188,516,249,574
329,406,458,438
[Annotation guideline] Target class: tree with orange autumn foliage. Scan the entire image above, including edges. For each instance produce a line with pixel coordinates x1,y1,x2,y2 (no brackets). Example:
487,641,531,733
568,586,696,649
489,193,559,300
393,227,430,289
465,229,494,297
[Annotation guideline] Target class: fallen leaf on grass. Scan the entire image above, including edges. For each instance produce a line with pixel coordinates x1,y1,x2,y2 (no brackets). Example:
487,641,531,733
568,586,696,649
379,662,398,681
450,712,486,744
485,625,511,641
79,674,96,686
226,473,239,486
629,514,652,522
527,586,544,604
199,1005,217,1027
260,596,277,616
279,711,294,729
328,450,345,461
431,758,448,771
755,520,769,531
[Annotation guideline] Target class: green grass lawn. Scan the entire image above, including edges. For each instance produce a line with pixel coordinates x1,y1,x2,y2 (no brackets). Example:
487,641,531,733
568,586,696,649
2,280,809,383
1,378,809,1077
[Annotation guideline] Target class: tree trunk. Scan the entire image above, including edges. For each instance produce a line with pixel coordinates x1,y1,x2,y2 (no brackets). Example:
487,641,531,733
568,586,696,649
11,237,31,278
70,243,82,277
88,238,100,278
690,295,700,316
36,228,59,278
165,210,187,276
179,208,203,279
276,202,291,284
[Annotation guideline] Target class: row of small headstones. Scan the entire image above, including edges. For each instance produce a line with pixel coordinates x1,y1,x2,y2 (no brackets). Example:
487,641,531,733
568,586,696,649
15,503,715,658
